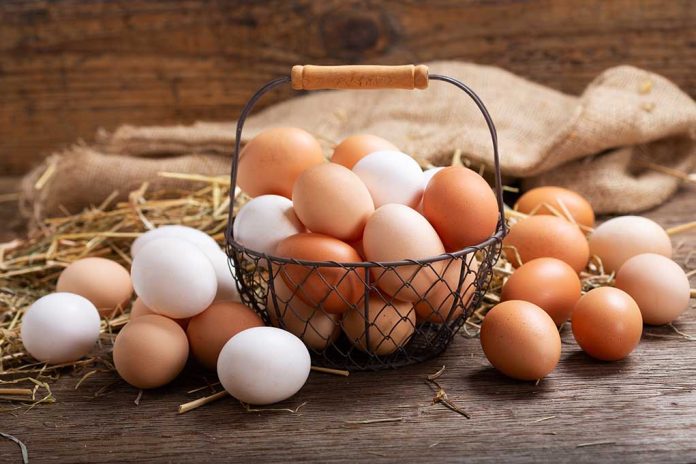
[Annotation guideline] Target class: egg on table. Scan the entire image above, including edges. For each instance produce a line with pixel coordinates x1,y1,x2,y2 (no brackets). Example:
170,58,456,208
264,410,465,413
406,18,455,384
342,295,416,356
363,204,445,302
352,150,425,209
130,238,217,319
501,257,582,326
480,300,561,381
56,257,133,318
292,163,374,242
571,287,642,361
233,194,305,255
113,314,189,389
217,327,311,405
21,293,101,364
615,253,691,325
503,215,589,273
422,166,499,251
237,127,325,198
413,257,479,323
331,134,398,169
267,278,341,351
515,186,595,228
588,216,672,273
186,301,264,370
275,233,364,314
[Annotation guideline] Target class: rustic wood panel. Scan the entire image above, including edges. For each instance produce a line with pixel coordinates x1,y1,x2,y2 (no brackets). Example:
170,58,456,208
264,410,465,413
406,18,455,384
0,184,695,462
0,0,694,174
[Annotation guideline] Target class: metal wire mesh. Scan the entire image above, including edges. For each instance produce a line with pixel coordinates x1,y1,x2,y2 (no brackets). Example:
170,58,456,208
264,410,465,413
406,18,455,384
225,70,506,371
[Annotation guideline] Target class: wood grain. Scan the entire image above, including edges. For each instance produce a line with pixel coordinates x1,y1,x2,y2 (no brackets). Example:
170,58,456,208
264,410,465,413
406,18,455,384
0,184,694,463
1,0,694,174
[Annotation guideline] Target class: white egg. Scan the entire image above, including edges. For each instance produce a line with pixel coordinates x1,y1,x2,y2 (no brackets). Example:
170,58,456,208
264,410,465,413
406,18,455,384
217,326,311,405
588,216,672,273
418,167,444,213
233,195,304,255
131,225,220,258
207,249,241,302
131,238,217,318
352,150,424,208
21,293,101,364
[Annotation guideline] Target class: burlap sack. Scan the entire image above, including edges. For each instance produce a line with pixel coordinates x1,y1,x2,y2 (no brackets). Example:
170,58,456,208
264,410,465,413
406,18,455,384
22,61,695,220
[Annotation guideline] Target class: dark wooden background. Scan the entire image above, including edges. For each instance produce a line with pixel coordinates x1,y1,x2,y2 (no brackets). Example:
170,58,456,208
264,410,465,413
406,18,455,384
1,0,695,175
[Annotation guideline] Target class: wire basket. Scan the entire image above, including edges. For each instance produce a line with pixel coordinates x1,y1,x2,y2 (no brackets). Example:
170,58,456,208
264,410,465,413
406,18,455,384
225,65,506,371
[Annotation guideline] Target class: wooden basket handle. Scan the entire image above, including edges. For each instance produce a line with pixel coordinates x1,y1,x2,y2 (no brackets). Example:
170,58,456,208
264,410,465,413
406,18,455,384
291,64,429,90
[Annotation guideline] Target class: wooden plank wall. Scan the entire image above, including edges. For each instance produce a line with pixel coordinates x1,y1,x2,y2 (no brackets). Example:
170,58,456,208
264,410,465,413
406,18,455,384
1,0,694,175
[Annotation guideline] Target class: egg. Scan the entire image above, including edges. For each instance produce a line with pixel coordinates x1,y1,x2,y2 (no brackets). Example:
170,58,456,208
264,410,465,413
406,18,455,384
186,301,264,370
363,204,445,302
267,278,341,350
206,249,241,303
342,295,416,355
275,233,364,314
352,150,425,209
515,186,595,227
331,134,398,169
131,297,190,329
571,287,642,361
131,225,220,258
588,216,672,273
417,167,444,213
413,257,479,323
292,163,374,241
503,215,589,273
422,166,499,251
130,238,217,319
56,257,132,318
237,127,324,198
615,253,691,325
21,293,101,364
233,195,304,255
501,257,581,325
113,314,189,389
480,300,561,381
217,326,311,405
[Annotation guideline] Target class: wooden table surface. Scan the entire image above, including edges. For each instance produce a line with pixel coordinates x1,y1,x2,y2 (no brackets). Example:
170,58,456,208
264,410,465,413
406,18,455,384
0,183,694,463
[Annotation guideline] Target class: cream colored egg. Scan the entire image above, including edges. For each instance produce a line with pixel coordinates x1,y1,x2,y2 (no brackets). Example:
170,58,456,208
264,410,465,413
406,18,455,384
233,195,304,255
352,151,424,209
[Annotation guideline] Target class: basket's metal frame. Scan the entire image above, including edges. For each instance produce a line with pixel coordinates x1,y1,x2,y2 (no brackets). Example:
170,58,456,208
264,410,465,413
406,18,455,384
225,72,506,371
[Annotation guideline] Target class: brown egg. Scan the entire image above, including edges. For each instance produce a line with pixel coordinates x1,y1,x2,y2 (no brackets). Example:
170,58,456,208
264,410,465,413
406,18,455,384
238,127,324,198
186,301,263,370
363,204,445,302
267,278,341,350
413,257,479,323
342,295,416,355
331,134,398,169
57,257,133,318
571,287,642,361
515,186,595,227
480,300,561,381
276,233,364,314
113,315,189,389
503,215,589,273
501,257,581,325
292,163,375,241
131,297,190,330
615,253,691,325
422,166,499,251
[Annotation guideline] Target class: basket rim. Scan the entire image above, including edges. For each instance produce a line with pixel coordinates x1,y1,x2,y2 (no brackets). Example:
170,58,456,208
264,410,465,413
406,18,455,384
226,223,506,268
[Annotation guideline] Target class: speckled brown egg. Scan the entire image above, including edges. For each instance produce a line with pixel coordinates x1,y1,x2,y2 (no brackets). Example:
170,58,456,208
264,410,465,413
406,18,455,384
57,257,133,318
503,215,589,273
113,315,189,389
186,301,264,370
515,186,595,228
501,257,581,325
331,134,398,169
237,127,324,198
480,300,561,381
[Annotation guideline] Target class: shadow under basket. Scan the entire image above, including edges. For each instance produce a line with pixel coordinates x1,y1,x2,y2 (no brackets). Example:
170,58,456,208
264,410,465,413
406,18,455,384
225,64,507,371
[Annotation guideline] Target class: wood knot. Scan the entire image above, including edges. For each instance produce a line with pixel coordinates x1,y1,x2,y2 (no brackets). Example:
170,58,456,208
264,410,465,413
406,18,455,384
320,10,393,58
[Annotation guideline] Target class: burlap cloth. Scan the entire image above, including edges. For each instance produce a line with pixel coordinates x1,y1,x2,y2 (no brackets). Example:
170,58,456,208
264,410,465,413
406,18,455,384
21,62,695,221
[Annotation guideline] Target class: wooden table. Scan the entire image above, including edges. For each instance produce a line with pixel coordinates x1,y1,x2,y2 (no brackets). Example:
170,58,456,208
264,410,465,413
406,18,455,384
0,184,694,463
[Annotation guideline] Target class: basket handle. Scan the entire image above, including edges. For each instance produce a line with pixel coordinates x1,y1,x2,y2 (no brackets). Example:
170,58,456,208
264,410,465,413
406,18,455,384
291,65,429,90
